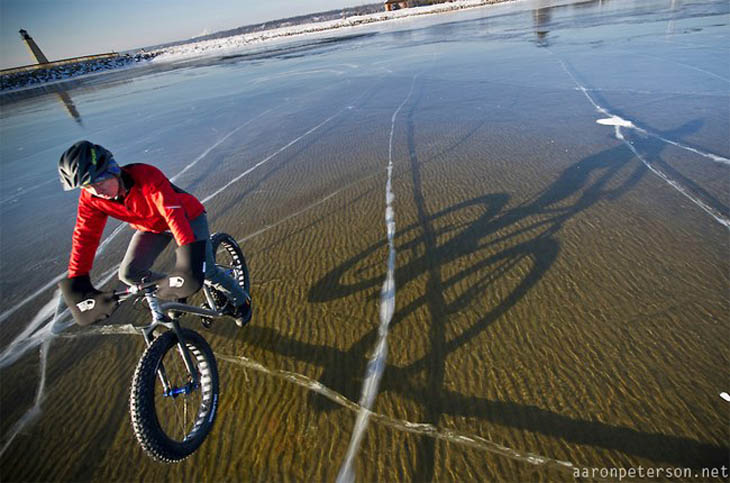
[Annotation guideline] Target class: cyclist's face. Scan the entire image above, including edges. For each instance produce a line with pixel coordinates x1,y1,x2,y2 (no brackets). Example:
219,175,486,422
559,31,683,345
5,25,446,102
83,176,119,199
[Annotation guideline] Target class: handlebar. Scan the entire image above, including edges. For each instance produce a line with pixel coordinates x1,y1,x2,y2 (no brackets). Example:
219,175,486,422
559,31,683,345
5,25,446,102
113,279,160,299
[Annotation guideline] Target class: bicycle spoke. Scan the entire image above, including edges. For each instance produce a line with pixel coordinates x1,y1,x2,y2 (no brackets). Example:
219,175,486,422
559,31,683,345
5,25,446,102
170,353,188,439
156,341,203,442
172,400,186,440
131,326,219,462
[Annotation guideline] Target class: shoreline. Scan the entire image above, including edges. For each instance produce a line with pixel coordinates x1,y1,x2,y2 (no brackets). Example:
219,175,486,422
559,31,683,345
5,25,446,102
1,0,728,479
0,0,513,94
152,0,514,62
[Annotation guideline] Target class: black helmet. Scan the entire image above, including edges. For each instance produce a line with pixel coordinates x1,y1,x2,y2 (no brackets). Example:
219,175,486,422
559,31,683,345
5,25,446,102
58,140,115,191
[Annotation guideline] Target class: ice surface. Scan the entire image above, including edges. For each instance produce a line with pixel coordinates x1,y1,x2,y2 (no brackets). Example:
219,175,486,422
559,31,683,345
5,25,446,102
1,0,728,476
151,0,496,63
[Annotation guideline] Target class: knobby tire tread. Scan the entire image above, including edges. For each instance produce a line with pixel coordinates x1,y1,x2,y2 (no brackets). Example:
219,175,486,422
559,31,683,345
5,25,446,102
210,232,250,299
129,328,219,463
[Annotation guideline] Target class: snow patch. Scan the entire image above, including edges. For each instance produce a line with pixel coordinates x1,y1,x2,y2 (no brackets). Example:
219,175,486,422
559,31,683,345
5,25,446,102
596,116,634,128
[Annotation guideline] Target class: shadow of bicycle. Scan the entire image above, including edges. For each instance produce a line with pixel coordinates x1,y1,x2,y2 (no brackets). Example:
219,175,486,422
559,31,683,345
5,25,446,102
242,104,729,474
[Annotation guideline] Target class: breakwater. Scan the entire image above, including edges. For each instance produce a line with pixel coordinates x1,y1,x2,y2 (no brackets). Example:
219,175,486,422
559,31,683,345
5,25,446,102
0,52,160,92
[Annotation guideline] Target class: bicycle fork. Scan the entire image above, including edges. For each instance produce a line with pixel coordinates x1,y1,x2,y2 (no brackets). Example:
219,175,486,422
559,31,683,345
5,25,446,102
141,289,200,397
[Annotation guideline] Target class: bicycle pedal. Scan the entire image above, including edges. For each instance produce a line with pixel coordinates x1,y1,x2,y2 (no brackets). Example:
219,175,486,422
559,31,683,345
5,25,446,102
199,302,214,328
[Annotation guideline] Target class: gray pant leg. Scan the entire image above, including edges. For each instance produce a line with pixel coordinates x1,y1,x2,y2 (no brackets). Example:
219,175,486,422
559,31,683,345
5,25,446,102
189,213,247,306
119,230,173,285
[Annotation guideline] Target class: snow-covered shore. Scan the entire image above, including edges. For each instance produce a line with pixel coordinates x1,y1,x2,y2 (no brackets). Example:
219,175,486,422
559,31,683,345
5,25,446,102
1,0,509,92
153,0,509,62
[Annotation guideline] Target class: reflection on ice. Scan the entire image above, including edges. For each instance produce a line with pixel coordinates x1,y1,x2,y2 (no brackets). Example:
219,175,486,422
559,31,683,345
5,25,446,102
54,89,83,125
0,0,728,478
533,6,552,47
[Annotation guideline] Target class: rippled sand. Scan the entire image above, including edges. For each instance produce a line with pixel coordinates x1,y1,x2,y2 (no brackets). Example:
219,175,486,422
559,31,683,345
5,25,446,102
1,2,729,481
2,80,727,481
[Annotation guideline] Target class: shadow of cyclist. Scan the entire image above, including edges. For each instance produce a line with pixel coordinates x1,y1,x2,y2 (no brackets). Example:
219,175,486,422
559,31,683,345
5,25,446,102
227,72,727,473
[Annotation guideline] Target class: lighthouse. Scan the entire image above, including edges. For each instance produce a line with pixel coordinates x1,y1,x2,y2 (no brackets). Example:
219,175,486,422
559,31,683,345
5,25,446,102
18,29,50,64
16,29,83,124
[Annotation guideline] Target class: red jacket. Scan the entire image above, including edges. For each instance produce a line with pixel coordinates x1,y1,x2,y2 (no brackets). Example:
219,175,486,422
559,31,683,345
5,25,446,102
68,163,205,278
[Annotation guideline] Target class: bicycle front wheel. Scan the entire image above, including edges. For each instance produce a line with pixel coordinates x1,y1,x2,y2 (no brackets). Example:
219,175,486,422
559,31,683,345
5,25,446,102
129,328,219,463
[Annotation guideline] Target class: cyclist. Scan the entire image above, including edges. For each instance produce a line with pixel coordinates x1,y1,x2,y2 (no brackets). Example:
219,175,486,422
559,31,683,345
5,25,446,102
57,140,251,327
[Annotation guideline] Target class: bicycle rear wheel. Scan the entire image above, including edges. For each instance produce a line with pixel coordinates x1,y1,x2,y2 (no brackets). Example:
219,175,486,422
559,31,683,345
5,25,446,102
130,328,219,463
210,232,250,303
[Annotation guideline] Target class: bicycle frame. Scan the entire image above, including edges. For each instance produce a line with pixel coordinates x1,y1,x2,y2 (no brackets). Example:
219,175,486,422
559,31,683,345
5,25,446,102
115,281,226,397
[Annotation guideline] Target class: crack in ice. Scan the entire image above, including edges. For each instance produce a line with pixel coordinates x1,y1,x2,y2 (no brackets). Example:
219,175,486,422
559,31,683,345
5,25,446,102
336,74,418,483
217,353,579,476
201,107,348,204
0,109,278,328
554,53,730,229
0,96,363,450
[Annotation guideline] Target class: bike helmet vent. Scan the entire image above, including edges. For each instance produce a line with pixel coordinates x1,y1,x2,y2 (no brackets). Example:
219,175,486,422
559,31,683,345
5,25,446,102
58,140,115,191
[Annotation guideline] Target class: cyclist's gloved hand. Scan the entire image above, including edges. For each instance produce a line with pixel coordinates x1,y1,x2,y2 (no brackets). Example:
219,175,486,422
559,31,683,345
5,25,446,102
157,240,206,299
59,274,119,326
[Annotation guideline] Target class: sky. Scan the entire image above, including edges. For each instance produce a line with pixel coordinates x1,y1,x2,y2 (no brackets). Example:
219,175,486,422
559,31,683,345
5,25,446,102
0,0,373,69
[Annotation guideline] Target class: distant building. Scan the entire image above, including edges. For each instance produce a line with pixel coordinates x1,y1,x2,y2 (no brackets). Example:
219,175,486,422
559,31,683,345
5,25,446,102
385,0,410,11
384,0,456,11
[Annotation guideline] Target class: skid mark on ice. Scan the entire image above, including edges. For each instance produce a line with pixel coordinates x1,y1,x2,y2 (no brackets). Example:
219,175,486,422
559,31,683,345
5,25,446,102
0,108,278,328
237,172,382,244
596,114,730,166
577,86,726,97
0,291,64,369
0,296,63,458
61,324,139,337
567,87,729,165
0,94,361,450
217,354,578,475
635,51,730,85
0,264,121,451
0,264,118,368
251,69,350,84
201,105,353,204
614,125,730,227
0,97,362,453
171,108,275,182
556,58,729,167
0,178,57,205
554,54,730,229
643,131,729,166
0,224,124,327
0,222,125,326
337,74,418,483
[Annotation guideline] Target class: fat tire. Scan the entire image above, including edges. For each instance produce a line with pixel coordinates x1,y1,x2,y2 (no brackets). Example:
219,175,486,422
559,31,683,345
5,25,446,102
210,232,250,299
129,328,219,463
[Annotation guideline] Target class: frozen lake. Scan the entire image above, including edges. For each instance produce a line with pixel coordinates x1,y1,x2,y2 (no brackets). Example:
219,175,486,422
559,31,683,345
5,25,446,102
1,0,728,480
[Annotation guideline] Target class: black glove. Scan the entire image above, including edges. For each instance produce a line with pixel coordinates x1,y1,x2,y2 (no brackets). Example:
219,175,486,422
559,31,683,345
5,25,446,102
157,240,206,299
59,275,119,326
